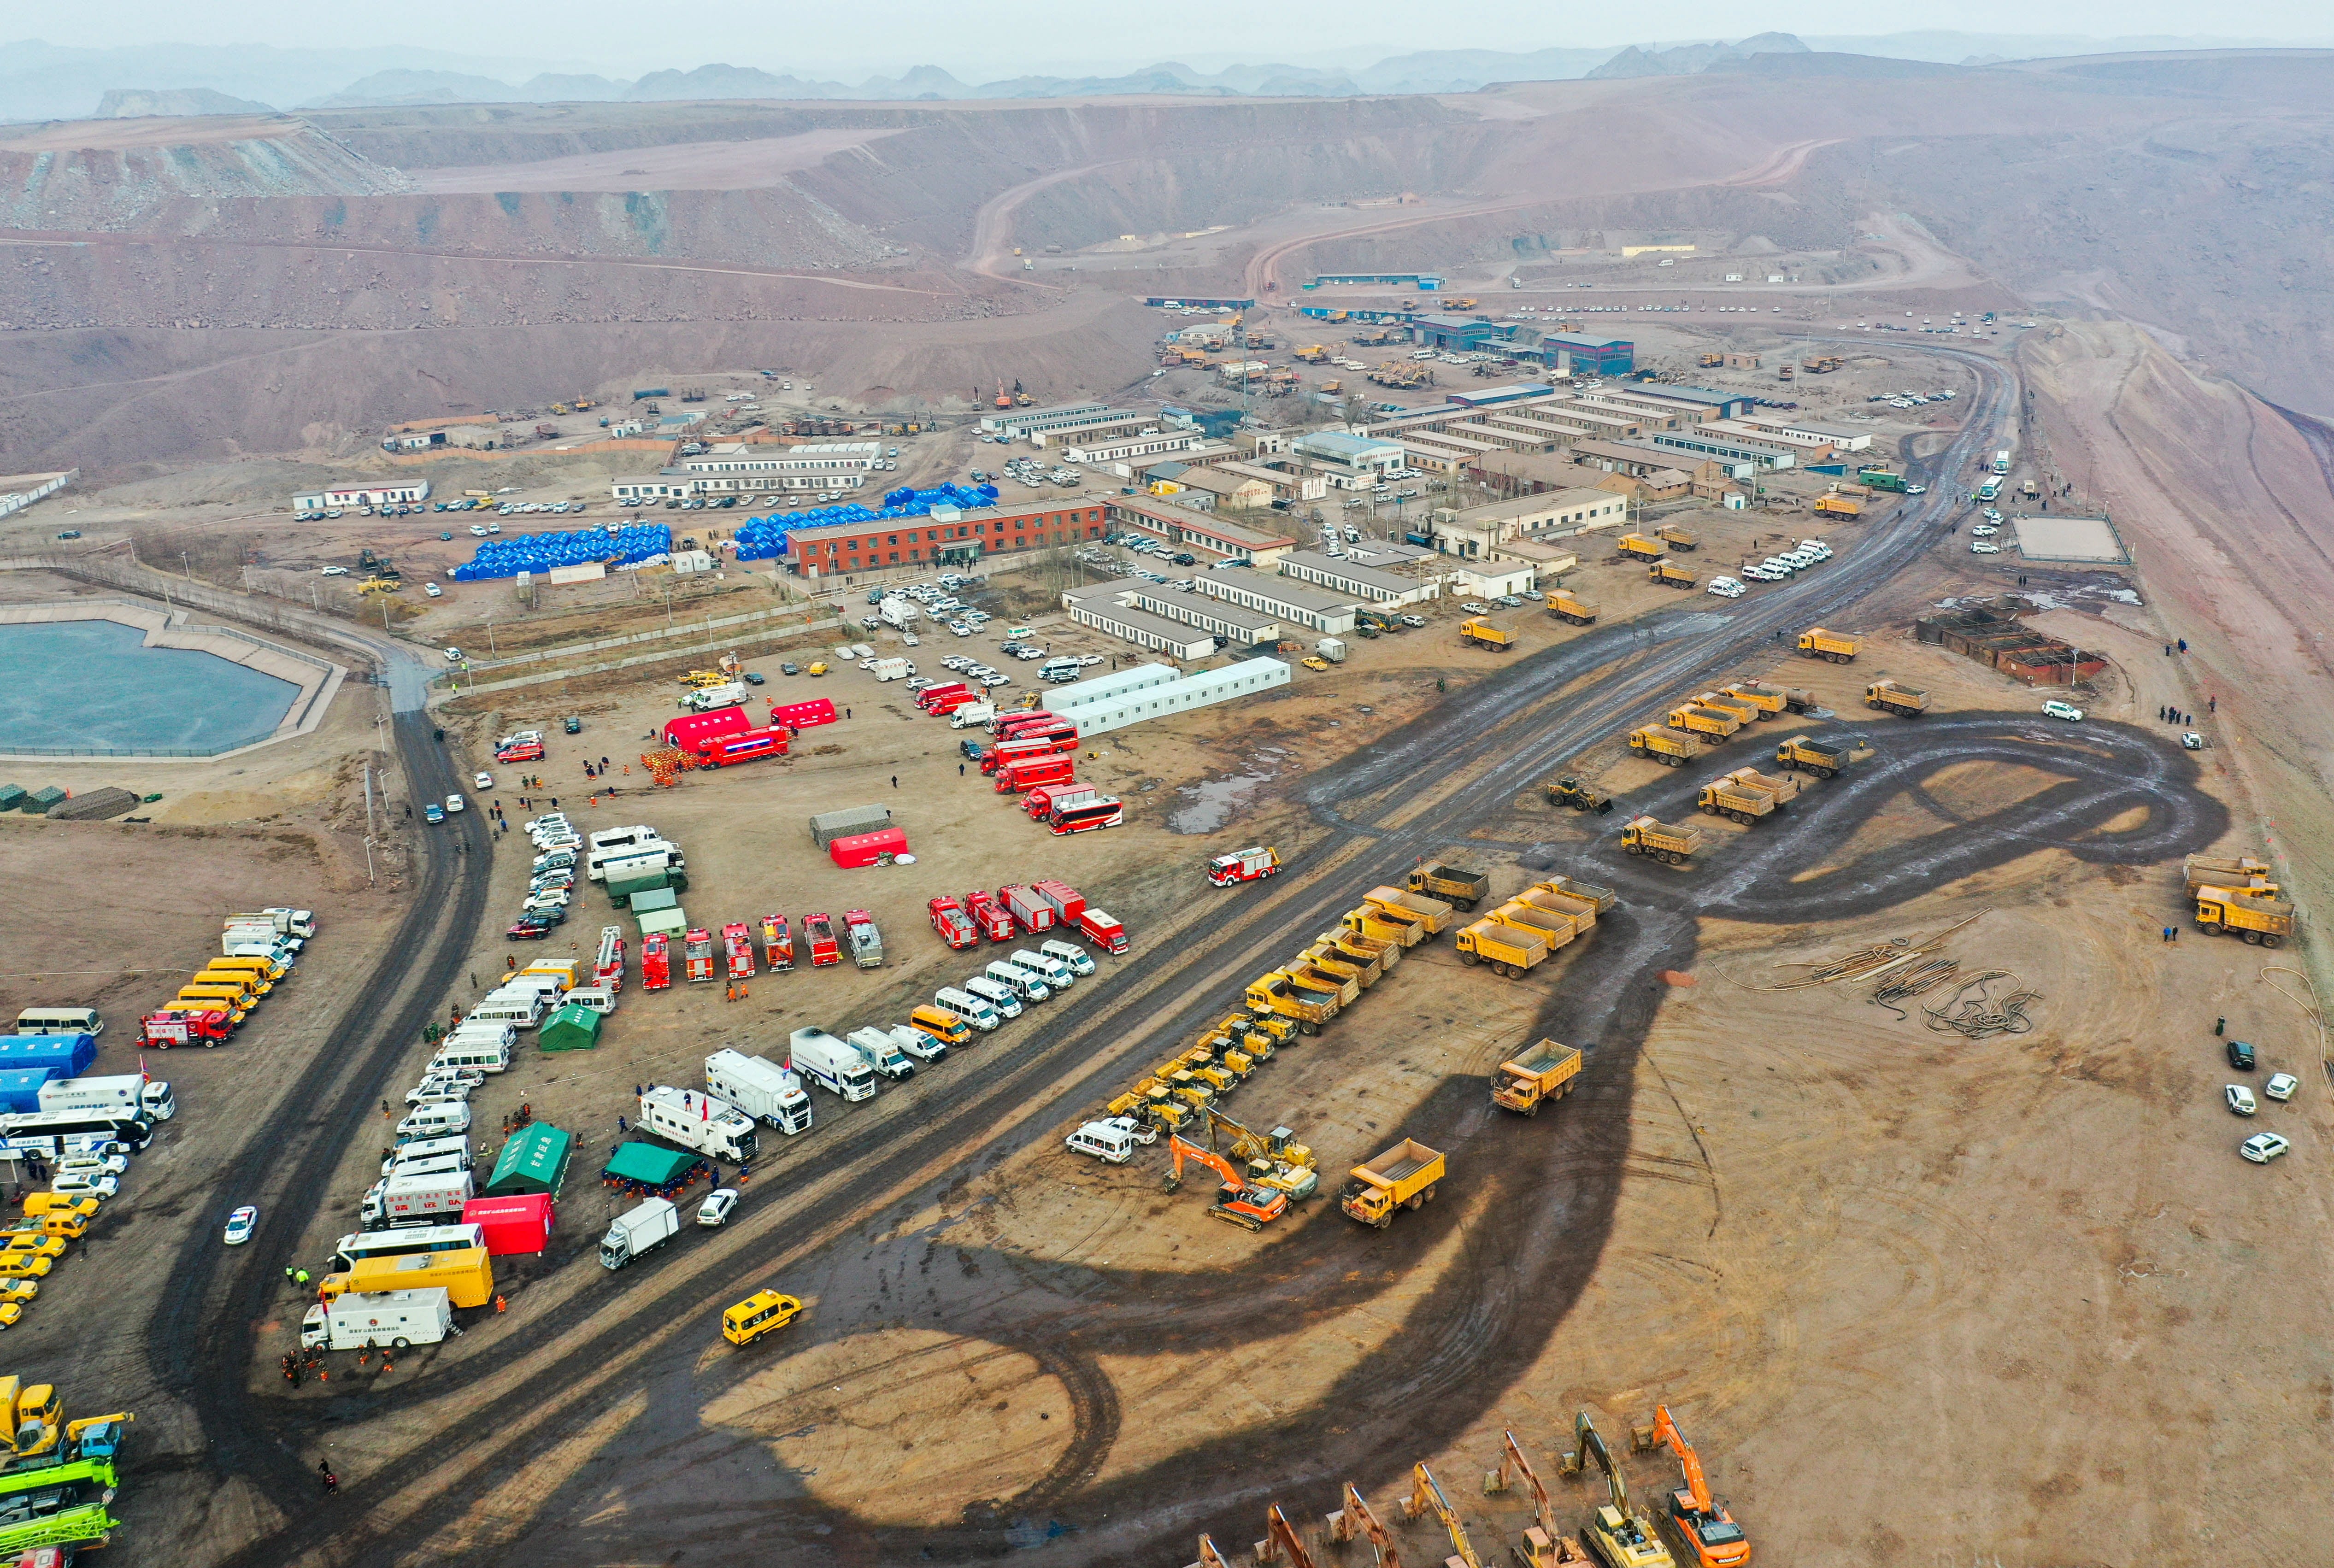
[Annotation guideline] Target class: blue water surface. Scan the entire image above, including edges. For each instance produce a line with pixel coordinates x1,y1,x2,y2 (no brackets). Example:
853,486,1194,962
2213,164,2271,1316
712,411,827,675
0,621,300,754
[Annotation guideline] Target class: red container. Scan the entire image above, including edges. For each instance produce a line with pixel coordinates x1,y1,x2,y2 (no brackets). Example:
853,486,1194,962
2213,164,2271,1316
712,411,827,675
828,826,909,869
769,698,839,731
1033,879,1087,924
463,1193,555,1257
694,724,789,768
994,755,1074,793
664,706,752,752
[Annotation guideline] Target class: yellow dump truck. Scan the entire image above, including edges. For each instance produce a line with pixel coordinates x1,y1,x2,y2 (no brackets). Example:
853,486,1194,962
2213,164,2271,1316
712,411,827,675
1628,725,1699,767
1407,863,1491,912
1654,523,1700,552
1693,689,1763,726
1548,588,1599,626
1289,956,1361,1007
1649,559,1698,590
1814,493,1863,517
1495,899,1581,954
1492,1039,1583,1116
1344,904,1426,949
1717,681,1787,718
1667,704,1742,743
1724,764,1805,805
1621,816,1703,864
1455,912,1551,977
1322,928,1400,981
1864,679,1930,718
2194,886,2294,947
1340,1137,1448,1228
2183,854,2272,893
1364,886,1458,936
1246,970,1340,1034
1521,883,1602,931
1460,617,1516,651
1697,776,1777,824
1774,733,1871,777
1616,532,1667,562
1797,626,1862,662
1538,872,1618,912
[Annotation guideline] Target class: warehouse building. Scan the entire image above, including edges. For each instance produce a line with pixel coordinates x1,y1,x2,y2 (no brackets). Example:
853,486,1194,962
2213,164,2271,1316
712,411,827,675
1062,587,1218,661
1029,411,1166,450
1107,495,1297,564
1066,429,1201,466
1568,440,1685,479
1046,663,1187,712
1410,315,1515,352
675,441,880,495
1635,386,1757,420
1532,333,1635,376
1060,657,1292,737
1290,430,1406,490
981,401,1111,439
1429,487,1627,562
1188,568,1360,635
1649,428,1800,470
781,502,1106,576
1275,548,1440,607
1732,414,1872,452
1124,585,1282,646
292,480,432,510
1143,463,1275,512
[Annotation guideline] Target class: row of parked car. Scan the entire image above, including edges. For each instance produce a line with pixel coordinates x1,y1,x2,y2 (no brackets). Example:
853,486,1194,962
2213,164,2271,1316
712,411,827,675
507,812,585,940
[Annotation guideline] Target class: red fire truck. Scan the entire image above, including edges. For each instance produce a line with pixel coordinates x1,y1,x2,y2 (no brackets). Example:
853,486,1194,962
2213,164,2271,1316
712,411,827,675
641,933,672,990
929,896,980,951
1207,846,1282,886
759,913,794,971
594,925,626,992
683,928,717,983
140,1008,232,1048
804,912,842,967
722,922,756,980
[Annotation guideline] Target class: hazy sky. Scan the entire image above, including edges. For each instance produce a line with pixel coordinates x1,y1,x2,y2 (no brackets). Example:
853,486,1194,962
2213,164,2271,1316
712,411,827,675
17,0,2331,78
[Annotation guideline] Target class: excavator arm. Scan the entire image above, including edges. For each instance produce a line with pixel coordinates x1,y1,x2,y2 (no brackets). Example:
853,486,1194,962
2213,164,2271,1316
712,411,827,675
1404,1462,1480,1568
1486,1429,1554,1535
1162,1133,1243,1194
1566,1409,1630,1517
1326,1483,1403,1568
1647,1405,1713,1515
1258,1505,1318,1568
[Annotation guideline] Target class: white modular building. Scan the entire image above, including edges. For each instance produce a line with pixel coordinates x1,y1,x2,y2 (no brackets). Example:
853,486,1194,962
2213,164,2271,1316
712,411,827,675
1044,663,1187,712
1059,658,1291,738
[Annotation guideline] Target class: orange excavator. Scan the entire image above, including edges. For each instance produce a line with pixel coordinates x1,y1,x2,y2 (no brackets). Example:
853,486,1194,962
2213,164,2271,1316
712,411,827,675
995,379,1013,409
1162,1134,1289,1231
1633,1406,1750,1568
1256,1505,1318,1568
1403,1462,1480,1567
1323,1482,1402,1567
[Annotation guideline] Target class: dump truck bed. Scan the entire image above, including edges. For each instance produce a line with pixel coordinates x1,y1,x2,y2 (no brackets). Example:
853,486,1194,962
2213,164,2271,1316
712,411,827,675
1538,874,1619,912
1364,1139,1441,1187
1364,886,1456,934
1510,1039,1580,1077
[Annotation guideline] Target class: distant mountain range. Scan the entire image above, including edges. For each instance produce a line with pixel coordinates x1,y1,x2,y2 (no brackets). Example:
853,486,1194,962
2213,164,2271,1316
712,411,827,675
0,30,2320,122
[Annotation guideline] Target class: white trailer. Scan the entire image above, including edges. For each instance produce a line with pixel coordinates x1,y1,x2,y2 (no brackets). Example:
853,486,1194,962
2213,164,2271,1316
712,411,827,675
787,1028,878,1102
845,1027,917,1081
301,1287,452,1351
637,1085,758,1162
599,1198,680,1269
36,1075,174,1122
704,1050,812,1135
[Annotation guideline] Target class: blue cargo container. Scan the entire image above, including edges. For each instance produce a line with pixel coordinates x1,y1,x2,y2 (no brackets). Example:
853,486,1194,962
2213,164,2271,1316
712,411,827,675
0,1069,61,1115
0,1034,98,1077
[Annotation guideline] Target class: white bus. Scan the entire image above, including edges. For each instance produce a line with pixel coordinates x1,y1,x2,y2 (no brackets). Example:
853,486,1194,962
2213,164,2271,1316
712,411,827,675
0,1110,151,1151
332,1222,485,1271
12,1008,100,1037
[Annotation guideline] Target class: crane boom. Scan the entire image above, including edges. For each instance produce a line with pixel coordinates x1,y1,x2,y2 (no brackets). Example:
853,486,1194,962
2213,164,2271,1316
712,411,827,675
1404,1462,1481,1568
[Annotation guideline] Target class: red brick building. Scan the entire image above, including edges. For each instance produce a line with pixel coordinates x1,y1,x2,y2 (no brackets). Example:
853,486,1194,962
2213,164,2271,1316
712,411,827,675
782,502,1107,577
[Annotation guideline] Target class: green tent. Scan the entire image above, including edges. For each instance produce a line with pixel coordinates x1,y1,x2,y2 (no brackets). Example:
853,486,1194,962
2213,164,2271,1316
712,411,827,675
537,1003,602,1053
486,1122,572,1196
603,1141,698,1187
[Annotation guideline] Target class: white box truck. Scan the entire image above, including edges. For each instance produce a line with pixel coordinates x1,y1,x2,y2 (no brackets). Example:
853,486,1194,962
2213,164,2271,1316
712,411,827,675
599,1198,679,1269
704,1050,813,1136
871,657,914,682
37,1075,174,1122
681,682,747,711
949,702,996,729
787,1028,878,1101
364,1169,476,1228
301,1287,452,1351
844,1027,917,1081
637,1086,758,1163
879,597,921,628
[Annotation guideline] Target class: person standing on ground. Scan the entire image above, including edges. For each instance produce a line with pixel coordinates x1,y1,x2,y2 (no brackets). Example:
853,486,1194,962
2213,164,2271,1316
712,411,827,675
319,1461,338,1495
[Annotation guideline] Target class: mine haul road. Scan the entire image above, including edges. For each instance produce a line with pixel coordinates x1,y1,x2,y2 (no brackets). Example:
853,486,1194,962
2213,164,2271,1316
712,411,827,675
161,341,2213,1567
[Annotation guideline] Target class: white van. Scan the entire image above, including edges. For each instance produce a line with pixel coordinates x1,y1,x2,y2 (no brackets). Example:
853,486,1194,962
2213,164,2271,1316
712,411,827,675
1039,939,1095,977
384,1151,469,1183
442,1020,517,1049
963,975,1024,1019
984,961,1049,1004
466,993,547,1030
382,1136,470,1175
432,1042,511,1075
563,986,616,1015
395,1103,471,1142
405,1081,473,1109
935,986,1002,1031
1011,949,1074,989
495,975,566,1004
886,1023,947,1064
1065,1121,1136,1164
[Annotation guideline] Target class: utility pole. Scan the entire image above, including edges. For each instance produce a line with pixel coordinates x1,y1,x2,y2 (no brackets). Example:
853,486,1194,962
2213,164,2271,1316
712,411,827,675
181,550,193,582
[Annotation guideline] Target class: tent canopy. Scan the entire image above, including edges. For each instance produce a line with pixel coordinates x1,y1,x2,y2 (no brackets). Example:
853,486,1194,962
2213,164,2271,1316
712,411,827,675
603,1141,698,1187
537,1004,602,1053
485,1123,572,1195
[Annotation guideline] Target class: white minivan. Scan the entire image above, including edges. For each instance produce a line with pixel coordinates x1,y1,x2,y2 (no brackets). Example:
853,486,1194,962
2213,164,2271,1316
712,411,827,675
1040,939,1096,977
963,975,1024,1019
466,992,547,1029
395,1103,471,1141
1011,949,1074,989
1065,1121,1136,1164
984,962,1049,1004
935,987,1002,1031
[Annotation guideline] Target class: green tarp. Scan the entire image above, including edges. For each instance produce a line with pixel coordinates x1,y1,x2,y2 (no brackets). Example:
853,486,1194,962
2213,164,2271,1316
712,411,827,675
485,1122,572,1196
602,1141,697,1187
537,1003,602,1053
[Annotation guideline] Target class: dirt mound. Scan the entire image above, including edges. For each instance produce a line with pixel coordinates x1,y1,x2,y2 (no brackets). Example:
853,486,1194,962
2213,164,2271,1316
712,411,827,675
0,117,408,231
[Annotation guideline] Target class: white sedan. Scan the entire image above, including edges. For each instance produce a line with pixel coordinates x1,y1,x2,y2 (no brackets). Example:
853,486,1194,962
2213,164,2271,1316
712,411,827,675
1970,542,2001,554
445,793,467,814
223,1205,259,1245
473,771,495,790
